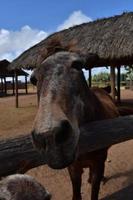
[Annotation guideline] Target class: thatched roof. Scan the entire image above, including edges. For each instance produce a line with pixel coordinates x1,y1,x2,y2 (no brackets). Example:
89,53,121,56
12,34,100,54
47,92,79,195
0,59,10,69
0,59,28,78
10,12,133,69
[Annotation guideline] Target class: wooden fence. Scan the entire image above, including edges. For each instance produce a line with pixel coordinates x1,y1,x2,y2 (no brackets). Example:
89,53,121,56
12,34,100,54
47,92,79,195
0,115,133,177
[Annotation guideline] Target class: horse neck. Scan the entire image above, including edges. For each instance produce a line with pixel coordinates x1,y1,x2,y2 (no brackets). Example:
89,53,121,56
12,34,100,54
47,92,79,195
77,74,108,125
78,87,97,126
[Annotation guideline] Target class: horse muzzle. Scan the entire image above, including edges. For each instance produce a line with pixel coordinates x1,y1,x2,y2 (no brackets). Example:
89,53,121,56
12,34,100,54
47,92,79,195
31,120,78,169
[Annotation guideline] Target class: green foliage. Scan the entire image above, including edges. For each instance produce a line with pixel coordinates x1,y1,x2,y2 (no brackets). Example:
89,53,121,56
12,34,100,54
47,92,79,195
120,73,126,82
92,72,110,82
92,71,127,87
125,65,133,81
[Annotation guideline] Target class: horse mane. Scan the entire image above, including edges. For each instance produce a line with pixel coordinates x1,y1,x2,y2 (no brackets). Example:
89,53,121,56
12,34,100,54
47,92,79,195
46,36,79,58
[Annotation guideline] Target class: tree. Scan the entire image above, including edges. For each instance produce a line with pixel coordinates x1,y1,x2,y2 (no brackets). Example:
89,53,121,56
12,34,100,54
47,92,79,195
92,72,110,86
125,65,133,90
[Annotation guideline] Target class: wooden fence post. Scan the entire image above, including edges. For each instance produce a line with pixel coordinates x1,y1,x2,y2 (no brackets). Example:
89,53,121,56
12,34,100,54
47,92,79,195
15,71,18,108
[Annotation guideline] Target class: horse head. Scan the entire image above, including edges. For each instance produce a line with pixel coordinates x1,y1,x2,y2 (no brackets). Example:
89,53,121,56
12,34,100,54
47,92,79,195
31,51,96,169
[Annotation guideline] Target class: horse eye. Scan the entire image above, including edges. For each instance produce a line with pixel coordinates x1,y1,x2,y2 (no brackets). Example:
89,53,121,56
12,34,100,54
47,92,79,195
71,60,83,71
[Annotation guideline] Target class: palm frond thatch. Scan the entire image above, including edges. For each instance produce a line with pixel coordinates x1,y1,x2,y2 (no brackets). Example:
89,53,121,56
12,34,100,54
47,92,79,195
0,59,28,77
10,12,133,69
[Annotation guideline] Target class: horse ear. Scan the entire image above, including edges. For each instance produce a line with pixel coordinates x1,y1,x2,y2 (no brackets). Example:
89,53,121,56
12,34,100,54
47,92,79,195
71,52,98,70
71,60,83,70
79,52,99,69
30,70,37,86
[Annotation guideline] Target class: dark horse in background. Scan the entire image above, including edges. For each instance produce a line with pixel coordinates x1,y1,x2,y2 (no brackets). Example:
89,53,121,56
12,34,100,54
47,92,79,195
30,42,120,200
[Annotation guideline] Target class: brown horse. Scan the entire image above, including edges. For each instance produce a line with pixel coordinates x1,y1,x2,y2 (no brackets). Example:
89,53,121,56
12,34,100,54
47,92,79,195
31,50,119,200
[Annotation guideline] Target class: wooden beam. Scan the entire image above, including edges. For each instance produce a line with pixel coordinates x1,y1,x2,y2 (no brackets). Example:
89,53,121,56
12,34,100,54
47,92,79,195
15,71,18,108
79,115,133,155
0,134,45,177
0,115,132,177
110,66,116,100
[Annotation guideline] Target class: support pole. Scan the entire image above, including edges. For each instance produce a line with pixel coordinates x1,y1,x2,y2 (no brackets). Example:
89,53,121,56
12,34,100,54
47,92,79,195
88,68,92,87
1,78,3,93
25,76,28,94
117,66,121,103
15,71,18,108
12,76,15,95
110,66,116,100
4,77,7,95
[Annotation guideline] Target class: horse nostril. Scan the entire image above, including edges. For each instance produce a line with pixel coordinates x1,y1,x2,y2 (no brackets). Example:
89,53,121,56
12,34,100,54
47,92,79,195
31,131,46,150
44,192,52,200
54,120,73,144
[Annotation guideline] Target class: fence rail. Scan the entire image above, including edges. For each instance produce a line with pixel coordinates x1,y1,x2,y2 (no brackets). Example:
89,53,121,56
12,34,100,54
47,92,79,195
0,115,133,177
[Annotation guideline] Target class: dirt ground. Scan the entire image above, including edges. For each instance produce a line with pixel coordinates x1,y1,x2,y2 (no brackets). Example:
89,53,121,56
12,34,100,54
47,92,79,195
0,89,133,199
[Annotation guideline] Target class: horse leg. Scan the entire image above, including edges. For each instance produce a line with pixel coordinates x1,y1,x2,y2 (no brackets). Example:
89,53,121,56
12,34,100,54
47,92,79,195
88,164,107,185
90,160,105,200
88,165,93,184
68,164,83,200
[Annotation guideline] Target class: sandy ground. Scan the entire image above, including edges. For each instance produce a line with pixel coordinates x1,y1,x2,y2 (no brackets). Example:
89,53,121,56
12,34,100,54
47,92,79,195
0,89,133,199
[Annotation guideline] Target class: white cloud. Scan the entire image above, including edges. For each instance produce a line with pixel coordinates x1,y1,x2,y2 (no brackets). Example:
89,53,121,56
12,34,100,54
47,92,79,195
0,25,48,61
0,10,92,63
57,10,92,31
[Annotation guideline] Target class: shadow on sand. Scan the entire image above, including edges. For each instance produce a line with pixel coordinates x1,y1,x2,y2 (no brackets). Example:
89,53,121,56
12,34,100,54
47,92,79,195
101,184,133,200
101,168,133,200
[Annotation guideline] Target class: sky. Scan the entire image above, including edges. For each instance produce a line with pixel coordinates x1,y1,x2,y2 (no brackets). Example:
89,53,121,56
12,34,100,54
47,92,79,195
0,0,133,78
